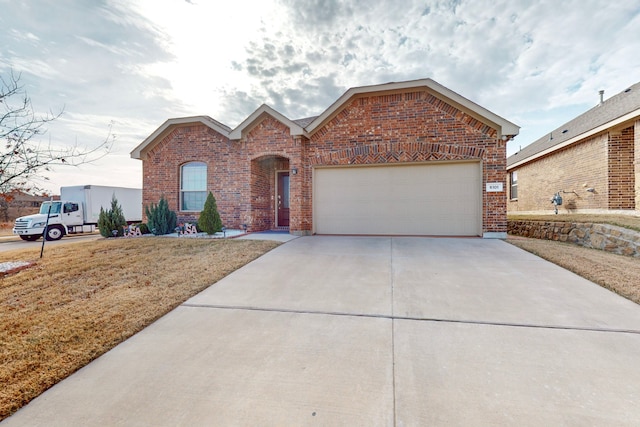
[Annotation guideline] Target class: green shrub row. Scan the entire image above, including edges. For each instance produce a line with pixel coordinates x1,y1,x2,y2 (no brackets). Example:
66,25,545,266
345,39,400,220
98,193,223,238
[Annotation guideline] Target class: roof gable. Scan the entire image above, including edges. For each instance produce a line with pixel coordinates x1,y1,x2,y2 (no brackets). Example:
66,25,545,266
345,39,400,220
229,104,309,140
305,78,519,138
132,78,519,161
131,116,231,160
508,81,640,168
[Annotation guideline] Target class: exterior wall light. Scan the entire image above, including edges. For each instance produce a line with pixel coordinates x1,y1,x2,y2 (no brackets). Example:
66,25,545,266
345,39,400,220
291,168,298,175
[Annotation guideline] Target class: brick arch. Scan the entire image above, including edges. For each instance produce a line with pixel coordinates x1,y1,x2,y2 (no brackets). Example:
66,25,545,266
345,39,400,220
250,152,291,162
248,154,290,232
310,141,485,166
179,159,208,167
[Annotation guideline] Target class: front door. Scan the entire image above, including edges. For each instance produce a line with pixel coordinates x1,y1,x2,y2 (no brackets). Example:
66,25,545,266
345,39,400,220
277,171,290,227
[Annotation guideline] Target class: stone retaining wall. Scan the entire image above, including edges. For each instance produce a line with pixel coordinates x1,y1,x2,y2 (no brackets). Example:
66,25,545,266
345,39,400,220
508,220,640,258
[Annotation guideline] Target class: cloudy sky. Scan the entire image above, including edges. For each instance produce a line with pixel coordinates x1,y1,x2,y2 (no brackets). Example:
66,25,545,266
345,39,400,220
1,0,638,194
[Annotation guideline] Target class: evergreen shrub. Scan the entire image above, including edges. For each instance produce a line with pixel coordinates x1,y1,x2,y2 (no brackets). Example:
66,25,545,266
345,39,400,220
97,195,127,238
145,197,177,235
198,192,223,234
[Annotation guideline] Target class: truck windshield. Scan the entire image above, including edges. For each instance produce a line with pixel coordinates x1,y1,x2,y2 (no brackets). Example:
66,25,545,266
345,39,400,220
39,201,62,214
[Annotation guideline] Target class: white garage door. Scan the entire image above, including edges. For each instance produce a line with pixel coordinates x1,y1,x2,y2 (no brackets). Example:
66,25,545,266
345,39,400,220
313,162,482,236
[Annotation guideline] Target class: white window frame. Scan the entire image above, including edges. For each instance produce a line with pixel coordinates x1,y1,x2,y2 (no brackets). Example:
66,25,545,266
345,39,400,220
510,171,518,200
180,161,207,211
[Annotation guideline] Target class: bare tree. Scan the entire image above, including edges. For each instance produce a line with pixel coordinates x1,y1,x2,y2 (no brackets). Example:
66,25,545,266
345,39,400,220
0,70,114,195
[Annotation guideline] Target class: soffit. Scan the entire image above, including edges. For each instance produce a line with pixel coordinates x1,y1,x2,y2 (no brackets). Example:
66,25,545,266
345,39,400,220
130,116,231,160
228,104,309,139
305,78,520,138
507,81,640,168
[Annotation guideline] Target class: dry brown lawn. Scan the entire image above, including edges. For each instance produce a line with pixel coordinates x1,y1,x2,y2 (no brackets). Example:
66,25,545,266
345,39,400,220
0,237,279,420
1,215,638,420
507,236,640,305
507,213,640,303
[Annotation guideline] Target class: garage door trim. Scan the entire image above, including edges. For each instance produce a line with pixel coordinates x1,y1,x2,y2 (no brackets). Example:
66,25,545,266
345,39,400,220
312,160,482,236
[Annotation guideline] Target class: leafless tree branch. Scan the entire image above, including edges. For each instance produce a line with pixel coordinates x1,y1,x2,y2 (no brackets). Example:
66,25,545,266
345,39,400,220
0,70,114,194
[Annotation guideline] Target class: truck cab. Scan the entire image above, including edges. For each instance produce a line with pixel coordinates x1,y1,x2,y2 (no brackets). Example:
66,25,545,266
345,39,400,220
61,201,83,226
13,201,87,241
13,185,142,241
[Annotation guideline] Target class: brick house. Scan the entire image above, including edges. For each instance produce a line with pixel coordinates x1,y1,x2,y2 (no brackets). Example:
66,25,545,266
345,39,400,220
507,82,640,215
0,190,53,222
131,79,519,237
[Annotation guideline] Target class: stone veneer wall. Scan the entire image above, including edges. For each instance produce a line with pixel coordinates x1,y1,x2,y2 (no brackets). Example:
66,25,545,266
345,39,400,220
508,220,640,257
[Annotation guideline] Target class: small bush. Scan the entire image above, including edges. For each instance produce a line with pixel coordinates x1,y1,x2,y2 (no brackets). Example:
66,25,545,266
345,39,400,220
145,197,177,235
198,192,223,234
98,195,127,238
137,223,150,234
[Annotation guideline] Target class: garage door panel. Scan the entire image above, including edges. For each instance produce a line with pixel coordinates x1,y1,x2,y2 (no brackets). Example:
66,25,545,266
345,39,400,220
314,162,481,236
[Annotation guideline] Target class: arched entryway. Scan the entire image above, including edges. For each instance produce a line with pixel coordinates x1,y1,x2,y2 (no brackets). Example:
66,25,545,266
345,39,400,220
249,155,290,232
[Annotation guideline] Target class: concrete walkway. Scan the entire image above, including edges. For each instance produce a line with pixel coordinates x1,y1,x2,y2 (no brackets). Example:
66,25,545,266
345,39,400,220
3,237,640,426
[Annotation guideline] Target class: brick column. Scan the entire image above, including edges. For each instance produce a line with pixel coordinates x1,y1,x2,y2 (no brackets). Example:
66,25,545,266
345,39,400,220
608,126,635,210
635,119,640,209
289,136,312,236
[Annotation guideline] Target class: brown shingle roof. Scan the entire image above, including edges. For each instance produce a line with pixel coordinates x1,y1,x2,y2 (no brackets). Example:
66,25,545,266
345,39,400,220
507,81,640,168
292,116,318,128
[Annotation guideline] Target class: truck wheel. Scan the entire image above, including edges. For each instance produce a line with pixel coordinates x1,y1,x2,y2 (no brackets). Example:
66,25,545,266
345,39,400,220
45,226,64,241
20,235,41,241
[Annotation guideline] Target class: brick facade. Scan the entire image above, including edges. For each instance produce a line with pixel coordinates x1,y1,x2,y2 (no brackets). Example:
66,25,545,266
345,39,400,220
635,119,640,209
608,126,635,209
307,92,506,234
507,79,640,215
142,124,237,224
508,123,637,214
508,134,609,212
136,80,516,236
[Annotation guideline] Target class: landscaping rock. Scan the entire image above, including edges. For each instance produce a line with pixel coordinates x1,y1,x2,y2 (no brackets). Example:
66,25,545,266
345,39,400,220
508,220,640,258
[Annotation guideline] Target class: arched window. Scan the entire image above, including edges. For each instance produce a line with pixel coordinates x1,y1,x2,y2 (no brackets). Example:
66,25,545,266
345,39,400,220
181,162,207,211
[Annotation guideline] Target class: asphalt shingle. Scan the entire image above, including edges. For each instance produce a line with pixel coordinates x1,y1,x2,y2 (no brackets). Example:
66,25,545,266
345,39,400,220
508,81,640,167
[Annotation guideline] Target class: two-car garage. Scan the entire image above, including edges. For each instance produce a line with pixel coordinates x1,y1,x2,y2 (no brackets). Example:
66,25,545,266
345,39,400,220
313,161,482,236
134,78,518,238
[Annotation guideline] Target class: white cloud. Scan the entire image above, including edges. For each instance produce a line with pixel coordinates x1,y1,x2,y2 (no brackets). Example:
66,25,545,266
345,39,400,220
0,0,638,192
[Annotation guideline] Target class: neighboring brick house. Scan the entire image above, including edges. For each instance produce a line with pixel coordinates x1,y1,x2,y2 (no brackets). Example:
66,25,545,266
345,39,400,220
132,79,519,237
0,190,53,222
507,82,640,215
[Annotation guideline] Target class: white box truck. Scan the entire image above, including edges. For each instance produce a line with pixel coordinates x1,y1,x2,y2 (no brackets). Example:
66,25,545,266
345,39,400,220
13,185,142,241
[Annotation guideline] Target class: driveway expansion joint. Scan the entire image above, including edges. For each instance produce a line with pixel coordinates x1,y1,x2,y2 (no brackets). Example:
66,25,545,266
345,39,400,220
180,303,640,335
390,237,397,427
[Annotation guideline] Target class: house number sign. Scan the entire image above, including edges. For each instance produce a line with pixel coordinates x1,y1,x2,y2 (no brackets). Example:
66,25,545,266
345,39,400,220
486,182,504,192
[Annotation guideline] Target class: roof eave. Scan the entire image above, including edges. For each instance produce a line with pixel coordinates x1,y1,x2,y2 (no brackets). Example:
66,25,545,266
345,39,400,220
229,104,310,140
305,78,520,138
507,107,640,170
131,116,231,160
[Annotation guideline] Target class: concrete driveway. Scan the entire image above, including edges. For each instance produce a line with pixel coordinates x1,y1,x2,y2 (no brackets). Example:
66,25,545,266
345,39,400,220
3,236,640,426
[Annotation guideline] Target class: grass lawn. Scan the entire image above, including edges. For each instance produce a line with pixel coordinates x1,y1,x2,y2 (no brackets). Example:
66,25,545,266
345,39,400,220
2,214,638,420
0,237,280,420
507,213,640,306
507,236,640,305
